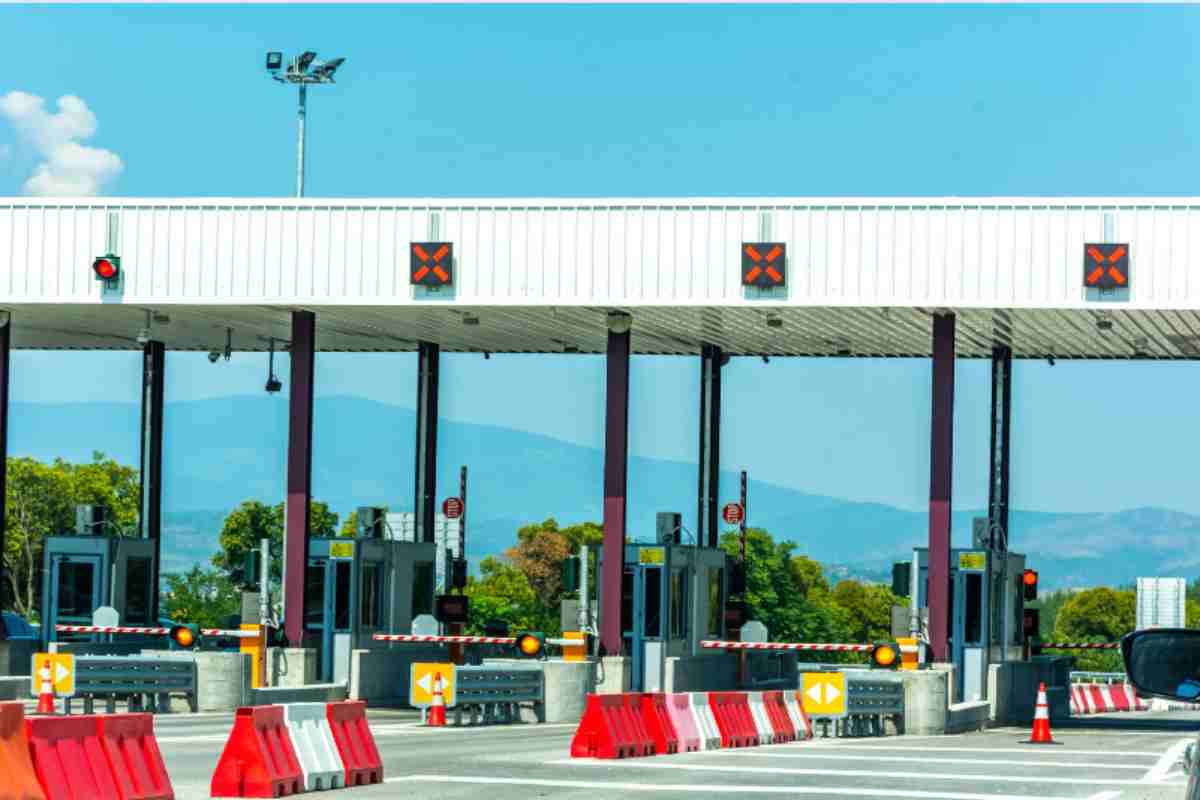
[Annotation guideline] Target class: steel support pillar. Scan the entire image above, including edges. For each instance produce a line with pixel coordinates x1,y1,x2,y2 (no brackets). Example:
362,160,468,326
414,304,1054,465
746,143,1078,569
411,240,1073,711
601,323,631,656
138,340,165,620
987,344,1013,553
0,314,9,611
697,344,723,549
284,311,316,648
927,313,956,663
414,342,440,544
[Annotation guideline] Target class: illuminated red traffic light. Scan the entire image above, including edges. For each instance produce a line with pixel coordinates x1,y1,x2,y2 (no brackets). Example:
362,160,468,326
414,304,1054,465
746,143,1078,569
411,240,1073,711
1022,569,1038,600
92,255,120,282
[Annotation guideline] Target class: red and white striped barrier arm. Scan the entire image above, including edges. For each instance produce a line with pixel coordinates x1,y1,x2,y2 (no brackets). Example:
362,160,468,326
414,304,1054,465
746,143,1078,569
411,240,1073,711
700,640,874,653
56,625,171,635
57,625,261,639
1041,643,1120,650
371,633,578,646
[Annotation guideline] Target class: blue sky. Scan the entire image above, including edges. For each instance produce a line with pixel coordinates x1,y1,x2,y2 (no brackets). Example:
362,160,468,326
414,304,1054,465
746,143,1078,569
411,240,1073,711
3,5,1200,515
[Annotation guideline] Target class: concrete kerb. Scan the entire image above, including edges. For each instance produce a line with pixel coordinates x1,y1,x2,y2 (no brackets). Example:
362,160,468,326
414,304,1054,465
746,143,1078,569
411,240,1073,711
282,702,345,792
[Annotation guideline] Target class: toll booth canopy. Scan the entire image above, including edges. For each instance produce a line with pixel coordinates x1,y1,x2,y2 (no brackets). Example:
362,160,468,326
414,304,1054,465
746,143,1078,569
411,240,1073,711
305,537,438,683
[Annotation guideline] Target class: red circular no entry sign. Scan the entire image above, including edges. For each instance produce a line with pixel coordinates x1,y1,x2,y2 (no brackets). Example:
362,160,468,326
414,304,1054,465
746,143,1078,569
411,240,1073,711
442,497,464,520
722,503,744,525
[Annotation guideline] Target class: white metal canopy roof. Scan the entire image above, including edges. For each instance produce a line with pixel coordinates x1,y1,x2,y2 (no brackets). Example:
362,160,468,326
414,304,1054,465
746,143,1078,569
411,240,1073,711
3,197,1200,359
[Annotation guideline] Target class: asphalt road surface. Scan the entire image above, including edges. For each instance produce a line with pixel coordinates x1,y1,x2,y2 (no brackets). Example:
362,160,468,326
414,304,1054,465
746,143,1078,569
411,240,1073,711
145,708,1200,800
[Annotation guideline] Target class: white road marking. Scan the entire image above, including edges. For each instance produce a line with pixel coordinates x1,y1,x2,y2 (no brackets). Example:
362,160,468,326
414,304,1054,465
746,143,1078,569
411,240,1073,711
725,751,1148,770
1141,737,1193,783
772,744,1161,758
387,774,1068,800
371,722,577,735
1084,793,1122,800
549,758,1187,787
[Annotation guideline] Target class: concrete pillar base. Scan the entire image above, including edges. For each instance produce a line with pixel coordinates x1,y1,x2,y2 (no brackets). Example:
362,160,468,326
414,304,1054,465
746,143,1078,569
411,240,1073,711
267,647,317,688
595,656,631,694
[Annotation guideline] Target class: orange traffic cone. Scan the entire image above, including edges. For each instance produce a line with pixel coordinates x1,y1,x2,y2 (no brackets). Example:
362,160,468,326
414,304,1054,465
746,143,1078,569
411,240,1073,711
35,662,55,715
1024,682,1059,744
427,672,447,727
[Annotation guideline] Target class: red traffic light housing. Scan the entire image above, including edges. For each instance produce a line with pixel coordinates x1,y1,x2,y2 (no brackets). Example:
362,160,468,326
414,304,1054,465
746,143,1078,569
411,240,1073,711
92,254,120,284
1022,569,1038,601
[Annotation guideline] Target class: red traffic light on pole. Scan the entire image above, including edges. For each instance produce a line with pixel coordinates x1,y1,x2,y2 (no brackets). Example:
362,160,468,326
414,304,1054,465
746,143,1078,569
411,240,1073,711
93,254,120,285
1023,569,1038,601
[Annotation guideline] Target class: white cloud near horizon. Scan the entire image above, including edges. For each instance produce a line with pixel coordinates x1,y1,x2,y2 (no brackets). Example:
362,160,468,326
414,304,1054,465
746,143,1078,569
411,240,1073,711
0,91,122,195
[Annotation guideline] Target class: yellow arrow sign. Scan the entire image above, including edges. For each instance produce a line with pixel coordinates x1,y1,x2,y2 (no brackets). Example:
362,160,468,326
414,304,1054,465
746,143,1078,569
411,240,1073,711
801,671,846,718
31,653,75,697
410,662,455,708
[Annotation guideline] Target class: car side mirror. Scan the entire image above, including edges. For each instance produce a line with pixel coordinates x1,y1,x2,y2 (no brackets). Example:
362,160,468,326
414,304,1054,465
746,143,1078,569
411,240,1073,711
1122,628,1200,701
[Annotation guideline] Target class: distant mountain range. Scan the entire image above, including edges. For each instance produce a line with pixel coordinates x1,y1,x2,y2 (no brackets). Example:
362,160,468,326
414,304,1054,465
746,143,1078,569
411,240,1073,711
9,395,1198,591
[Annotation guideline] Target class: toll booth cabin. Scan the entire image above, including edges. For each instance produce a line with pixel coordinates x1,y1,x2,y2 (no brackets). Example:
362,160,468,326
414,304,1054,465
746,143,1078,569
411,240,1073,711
911,546,1026,702
598,536,730,693
42,535,157,648
305,537,438,683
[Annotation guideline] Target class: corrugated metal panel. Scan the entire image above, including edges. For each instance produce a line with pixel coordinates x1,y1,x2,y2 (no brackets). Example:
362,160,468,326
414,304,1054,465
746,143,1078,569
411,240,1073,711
1136,577,1186,630
3,199,1200,309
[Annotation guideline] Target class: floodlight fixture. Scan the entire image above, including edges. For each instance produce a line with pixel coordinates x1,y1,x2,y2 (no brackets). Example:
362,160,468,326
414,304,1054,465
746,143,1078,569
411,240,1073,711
264,49,347,197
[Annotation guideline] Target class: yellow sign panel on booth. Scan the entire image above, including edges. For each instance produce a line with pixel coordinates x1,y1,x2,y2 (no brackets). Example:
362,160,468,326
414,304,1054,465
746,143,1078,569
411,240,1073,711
31,653,75,697
801,671,846,718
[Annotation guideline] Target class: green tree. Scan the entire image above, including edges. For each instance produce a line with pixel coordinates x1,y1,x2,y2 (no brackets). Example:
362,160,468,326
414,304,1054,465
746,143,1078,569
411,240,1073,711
161,566,241,629
1027,589,1072,640
464,556,544,634
829,579,899,644
3,453,138,617
212,499,338,585
1053,587,1135,671
507,526,572,612
718,528,846,645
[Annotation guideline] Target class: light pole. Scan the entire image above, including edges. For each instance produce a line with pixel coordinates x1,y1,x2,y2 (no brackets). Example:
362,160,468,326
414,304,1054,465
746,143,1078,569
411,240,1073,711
265,50,345,198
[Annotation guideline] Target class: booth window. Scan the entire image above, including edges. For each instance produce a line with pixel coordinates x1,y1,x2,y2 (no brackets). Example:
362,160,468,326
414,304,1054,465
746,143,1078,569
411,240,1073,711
670,569,687,638
707,567,723,637
360,563,381,628
333,561,351,631
55,561,95,620
643,568,662,638
125,558,152,625
412,561,434,618
304,564,324,627
964,572,982,645
621,570,634,634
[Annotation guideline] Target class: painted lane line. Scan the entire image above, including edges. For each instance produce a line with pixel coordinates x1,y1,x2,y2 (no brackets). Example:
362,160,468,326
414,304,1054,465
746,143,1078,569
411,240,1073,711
724,751,1149,770
1084,793,1122,800
1142,737,1194,783
769,744,1162,758
768,743,1161,758
548,758,1187,787
386,774,1072,800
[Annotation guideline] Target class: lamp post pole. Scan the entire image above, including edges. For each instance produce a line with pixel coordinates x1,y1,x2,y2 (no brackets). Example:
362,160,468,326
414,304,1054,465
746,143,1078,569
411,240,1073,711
296,85,306,198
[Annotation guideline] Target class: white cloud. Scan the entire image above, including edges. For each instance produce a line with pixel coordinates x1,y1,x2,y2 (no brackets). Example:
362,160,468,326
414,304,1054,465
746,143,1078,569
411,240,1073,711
0,91,123,196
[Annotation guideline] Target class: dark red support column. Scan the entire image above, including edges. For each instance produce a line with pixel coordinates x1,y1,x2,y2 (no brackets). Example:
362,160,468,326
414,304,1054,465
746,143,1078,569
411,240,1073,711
414,342,440,544
697,344,723,549
138,340,165,620
0,314,9,612
284,311,316,648
927,313,956,663
601,315,631,656
987,344,1013,553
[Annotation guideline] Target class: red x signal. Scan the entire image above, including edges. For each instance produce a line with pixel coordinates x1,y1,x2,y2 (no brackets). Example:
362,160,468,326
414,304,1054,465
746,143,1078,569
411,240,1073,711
743,244,784,285
1086,244,1128,288
413,243,451,285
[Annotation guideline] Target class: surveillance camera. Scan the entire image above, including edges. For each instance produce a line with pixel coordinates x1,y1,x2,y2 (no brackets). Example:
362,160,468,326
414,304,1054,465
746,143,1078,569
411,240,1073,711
265,377,283,394
208,350,221,363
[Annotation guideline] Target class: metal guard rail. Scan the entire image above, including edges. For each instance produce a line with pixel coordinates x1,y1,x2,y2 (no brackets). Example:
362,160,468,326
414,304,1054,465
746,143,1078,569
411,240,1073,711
66,655,198,714
451,664,545,726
